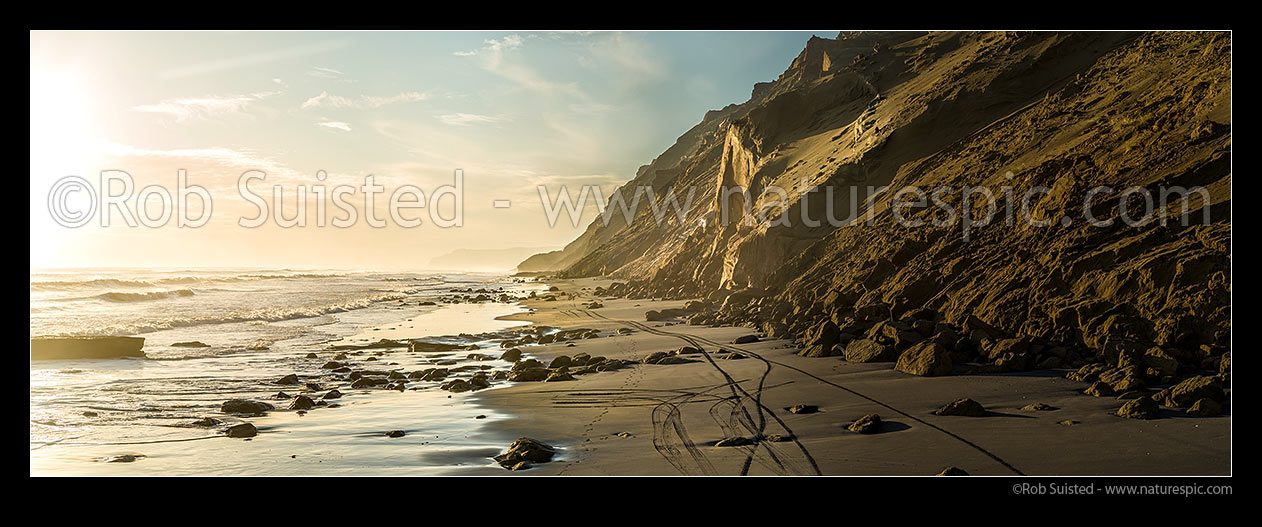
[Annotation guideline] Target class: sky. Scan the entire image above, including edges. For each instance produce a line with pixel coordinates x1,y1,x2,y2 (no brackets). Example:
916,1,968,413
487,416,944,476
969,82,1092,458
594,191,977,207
30,30,829,270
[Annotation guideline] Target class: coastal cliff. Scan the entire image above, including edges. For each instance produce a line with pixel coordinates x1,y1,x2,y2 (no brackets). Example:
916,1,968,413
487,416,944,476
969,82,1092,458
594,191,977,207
520,31,1231,371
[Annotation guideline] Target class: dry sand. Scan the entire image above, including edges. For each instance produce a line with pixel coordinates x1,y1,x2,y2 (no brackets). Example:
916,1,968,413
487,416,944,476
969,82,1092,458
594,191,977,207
474,278,1230,476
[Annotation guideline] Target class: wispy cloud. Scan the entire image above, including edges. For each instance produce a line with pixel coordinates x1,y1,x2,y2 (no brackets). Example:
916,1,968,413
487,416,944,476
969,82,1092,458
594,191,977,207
437,113,507,126
307,66,345,78
132,92,278,122
317,120,353,132
454,34,587,99
157,41,346,79
301,90,428,110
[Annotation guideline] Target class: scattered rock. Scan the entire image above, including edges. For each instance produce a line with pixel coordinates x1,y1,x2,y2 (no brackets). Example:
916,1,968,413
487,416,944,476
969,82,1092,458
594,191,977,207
1164,375,1226,408
844,339,897,363
715,437,753,447
385,430,406,438
288,395,316,411
1058,420,1080,426
1019,403,1058,412
304,352,318,359
934,398,986,417
848,414,882,434
1084,381,1115,397
493,437,556,468
102,454,145,463
190,417,220,427
274,374,301,385
786,404,819,414
732,335,760,344
936,466,969,476
221,399,274,414
321,361,344,369
1186,398,1222,417
225,423,258,438
500,348,523,362
895,341,953,377
1117,396,1160,419
171,341,210,348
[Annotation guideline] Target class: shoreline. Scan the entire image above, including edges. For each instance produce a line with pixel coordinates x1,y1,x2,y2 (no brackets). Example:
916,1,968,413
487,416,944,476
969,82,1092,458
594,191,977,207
30,275,1230,476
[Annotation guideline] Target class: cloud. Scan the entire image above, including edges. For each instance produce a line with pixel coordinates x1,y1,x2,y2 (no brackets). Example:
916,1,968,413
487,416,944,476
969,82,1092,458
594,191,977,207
453,34,523,57
132,92,277,122
454,33,586,99
307,66,345,78
317,120,353,132
437,113,506,126
158,40,346,79
301,90,428,110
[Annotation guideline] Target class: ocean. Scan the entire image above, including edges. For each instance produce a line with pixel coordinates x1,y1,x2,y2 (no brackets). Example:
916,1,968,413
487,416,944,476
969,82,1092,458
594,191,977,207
29,268,544,475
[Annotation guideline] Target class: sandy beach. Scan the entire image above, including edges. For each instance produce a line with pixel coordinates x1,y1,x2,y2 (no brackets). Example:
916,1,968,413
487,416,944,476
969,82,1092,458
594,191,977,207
474,278,1230,476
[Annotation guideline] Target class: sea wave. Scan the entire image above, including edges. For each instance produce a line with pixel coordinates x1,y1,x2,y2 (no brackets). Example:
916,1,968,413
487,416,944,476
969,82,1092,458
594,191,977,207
34,290,413,337
97,289,196,302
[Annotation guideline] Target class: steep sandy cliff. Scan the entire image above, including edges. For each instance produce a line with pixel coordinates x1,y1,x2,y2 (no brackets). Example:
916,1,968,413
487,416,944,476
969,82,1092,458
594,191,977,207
520,31,1231,370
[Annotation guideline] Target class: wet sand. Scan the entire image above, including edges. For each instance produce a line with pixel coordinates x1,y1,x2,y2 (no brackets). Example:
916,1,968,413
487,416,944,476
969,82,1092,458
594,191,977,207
475,278,1231,476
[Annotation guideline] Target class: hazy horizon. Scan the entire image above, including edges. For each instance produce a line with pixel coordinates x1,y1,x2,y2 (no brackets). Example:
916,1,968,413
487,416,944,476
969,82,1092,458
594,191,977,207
30,30,830,270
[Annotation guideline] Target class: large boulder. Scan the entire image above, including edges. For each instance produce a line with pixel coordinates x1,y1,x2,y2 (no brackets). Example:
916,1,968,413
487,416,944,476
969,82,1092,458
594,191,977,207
844,339,896,363
1164,376,1226,408
1117,396,1160,419
895,341,953,377
798,320,842,357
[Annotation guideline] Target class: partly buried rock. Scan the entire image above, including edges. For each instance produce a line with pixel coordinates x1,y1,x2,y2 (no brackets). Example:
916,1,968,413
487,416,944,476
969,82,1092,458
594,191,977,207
493,437,557,469
1163,376,1226,408
221,399,275,415
500,348,523,363
936,466,969,476
715,437,753,447
1019,403,1058,412
385,430,406,438
190,417,221,427
441,379,474,393
102,454,146,463
322,389,343,400
545,370,574,382
732,335,760,344
894,341,953,377
225,422,258,438
844,338,896,363
798,320,842,358
848,414,881,434
274,374,301,385
786,404,819,414
507,368,550,382
934,398,986,417
171,341,210,348
1117,396,1160,419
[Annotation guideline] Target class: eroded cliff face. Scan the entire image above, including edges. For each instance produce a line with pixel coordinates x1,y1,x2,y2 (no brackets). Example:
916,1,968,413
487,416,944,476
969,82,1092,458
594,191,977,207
520,31,1231,363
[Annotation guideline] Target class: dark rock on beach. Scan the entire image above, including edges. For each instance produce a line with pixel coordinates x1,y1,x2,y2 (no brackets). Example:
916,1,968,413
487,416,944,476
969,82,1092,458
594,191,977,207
934,398,986,417
221,399,274,414
848,414,882,434
493,437,557,469
225,423,258,438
